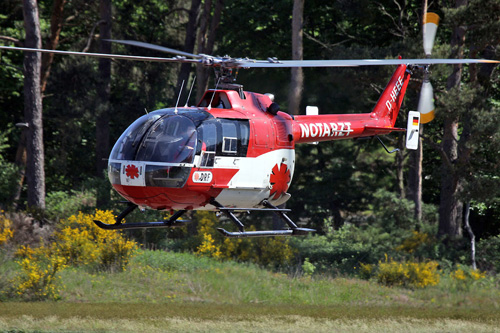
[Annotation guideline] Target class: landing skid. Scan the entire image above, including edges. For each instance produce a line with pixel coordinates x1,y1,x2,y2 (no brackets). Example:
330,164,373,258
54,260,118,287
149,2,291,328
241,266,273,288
211,199,315,238
93,203,189,230
93,200,315,238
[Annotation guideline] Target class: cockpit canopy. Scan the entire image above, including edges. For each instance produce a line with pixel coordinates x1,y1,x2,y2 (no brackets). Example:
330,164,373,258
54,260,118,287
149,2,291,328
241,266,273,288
110,109,209,164
108,107,250,189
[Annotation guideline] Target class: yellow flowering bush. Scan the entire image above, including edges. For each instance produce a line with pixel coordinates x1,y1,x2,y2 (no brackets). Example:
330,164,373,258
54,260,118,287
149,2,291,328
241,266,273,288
12,245,67,301
0,212,13,246
251,236,295,267
196,233,222,258
53,210,138,271
194,211,295,266
195,211,222,258
358,262,374,280
396,231,431,254
9,210,138,300
374,255,440,288
450,265,486,291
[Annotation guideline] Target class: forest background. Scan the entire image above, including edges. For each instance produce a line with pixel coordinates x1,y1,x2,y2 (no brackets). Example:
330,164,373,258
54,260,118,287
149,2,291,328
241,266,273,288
0,0,500,283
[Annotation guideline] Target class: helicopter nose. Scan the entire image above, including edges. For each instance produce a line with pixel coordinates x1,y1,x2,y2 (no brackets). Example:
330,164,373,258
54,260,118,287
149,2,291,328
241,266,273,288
111,183,210,211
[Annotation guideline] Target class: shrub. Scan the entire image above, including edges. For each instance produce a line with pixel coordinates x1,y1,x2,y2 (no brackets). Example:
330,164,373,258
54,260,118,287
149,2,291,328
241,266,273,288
477,235,500,273
358,262,374,280
193,211,295,267
3,212,53,248
301,258,316,277
0,130,20,208
196,233,222,258
292,224,398,275
371,255,440,288
45,190,95,220
53,210,138,271
396,231,431,254
449,264,487,291
0,212,13,246
12,245,67,301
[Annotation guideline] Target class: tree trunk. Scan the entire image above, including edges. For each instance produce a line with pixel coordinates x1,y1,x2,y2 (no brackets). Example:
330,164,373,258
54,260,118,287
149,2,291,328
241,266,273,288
395,134,406,199
407,0,427,221
14,0,67,209
96,0,112,207
438,0,467,238
40,0,67,94
288,0,304,115
22,0,45,210
408,129,422,221
11,129,27,209
195,0,223,102
176,0,202,100
464,201,476,269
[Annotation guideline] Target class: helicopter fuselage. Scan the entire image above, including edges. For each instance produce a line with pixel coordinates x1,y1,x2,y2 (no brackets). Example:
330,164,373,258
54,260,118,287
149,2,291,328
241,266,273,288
108,89,297,211
108,64,410,212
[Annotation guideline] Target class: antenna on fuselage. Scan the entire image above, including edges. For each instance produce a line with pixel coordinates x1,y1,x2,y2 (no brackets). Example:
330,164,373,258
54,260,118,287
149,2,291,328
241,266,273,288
174,80,185,114
184,76,197,107
207,77,221,111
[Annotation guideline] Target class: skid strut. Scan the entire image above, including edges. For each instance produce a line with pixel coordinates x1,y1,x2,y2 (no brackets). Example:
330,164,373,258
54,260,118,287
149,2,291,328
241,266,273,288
93,202,189,230
211,199,315,238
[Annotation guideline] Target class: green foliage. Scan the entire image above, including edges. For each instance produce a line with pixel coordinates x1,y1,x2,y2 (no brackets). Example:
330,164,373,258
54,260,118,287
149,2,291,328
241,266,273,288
301,258,316,277
292,224,394,275
45,190,95,220
0,130,20,208
477,235,500,273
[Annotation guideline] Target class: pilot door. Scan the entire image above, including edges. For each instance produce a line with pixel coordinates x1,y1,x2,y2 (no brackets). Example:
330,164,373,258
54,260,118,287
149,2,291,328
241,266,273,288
196,118,250,168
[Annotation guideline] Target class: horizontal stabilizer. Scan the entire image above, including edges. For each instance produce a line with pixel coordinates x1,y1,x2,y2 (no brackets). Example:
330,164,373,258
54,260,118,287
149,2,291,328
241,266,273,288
364,126,406,132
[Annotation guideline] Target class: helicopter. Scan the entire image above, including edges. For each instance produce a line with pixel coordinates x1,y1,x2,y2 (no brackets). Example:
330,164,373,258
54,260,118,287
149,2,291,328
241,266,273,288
1,13,498,238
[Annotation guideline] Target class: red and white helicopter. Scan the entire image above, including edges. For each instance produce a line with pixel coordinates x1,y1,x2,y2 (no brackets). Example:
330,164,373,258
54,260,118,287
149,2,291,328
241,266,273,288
2,13,497,237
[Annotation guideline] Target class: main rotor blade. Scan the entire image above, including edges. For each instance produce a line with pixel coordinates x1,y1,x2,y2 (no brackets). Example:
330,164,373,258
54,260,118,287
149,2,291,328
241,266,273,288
236,58,499,68
423,12,440,57
0,45,200,64
2,45,497,68
105,39,202,59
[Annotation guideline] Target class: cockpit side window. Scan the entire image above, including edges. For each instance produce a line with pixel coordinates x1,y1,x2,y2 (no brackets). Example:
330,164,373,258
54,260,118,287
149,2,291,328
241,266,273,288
198,92,231,109
219,119,250,157
221,122,237,154
196,119,250,166
197,121,217,167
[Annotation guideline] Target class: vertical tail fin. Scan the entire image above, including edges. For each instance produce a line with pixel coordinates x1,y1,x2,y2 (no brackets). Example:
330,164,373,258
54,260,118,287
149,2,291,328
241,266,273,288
371,64,411,127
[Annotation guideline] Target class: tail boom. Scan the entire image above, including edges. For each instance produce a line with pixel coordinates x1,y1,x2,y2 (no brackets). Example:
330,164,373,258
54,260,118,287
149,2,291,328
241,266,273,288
292,64,411,144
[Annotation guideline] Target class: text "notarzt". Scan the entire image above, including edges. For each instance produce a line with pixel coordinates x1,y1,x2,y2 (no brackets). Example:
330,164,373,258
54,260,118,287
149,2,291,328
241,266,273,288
300,122,353,138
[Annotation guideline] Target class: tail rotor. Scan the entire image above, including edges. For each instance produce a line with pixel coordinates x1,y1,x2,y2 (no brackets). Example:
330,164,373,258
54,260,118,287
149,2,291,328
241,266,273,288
418,12,440,123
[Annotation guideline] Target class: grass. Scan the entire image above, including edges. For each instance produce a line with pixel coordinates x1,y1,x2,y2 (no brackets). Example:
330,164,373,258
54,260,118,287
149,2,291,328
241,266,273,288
1,250,500,332
1,303,499,332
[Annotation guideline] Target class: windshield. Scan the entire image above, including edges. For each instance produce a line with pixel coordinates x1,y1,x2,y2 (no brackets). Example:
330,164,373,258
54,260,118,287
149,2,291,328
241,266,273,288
110,112,163,161
135,115,197,163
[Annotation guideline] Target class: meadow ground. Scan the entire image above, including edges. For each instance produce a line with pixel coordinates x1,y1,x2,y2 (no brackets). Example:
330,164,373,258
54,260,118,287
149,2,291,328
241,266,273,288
1,250,499,332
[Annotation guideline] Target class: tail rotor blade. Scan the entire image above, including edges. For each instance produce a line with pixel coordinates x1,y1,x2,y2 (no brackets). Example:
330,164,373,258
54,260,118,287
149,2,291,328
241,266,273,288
418,80,435,123
423,12,440,57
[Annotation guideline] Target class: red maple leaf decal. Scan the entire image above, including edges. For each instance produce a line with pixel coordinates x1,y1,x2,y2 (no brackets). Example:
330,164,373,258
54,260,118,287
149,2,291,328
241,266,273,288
269,163,291,200
125,164,139,179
